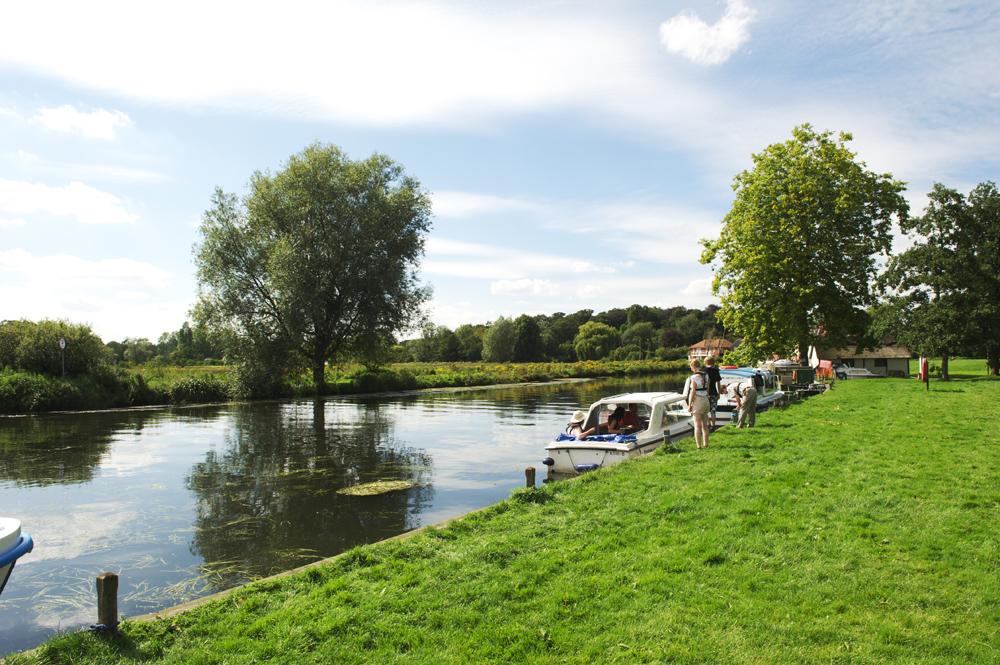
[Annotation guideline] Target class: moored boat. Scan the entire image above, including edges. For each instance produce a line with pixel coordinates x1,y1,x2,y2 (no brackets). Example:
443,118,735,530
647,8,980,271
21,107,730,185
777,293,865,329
715,366,784,420
542,392,694,475
0,518,34,597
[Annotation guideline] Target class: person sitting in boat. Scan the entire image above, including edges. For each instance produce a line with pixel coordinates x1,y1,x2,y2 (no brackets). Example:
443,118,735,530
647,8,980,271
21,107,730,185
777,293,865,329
620,403,642,432
566,410,596,439
606,406,627,434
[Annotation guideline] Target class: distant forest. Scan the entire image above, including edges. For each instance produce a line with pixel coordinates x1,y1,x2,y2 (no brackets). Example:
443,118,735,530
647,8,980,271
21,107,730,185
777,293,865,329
396,304,723,364
108,304,724,367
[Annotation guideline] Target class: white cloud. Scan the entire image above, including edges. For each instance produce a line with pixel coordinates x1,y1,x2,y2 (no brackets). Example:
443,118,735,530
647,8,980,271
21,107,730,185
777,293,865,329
491,278,560,296
571,261,616,274
18,149,38,162
0,178,137,224
432,191,544,218
680,278,714,297
577,285,605,298
0,106,20,118
424,237,575,280
34,105,131,139
0,218,26,227
0,249,169,288
659,0,756,65
116,290,151,300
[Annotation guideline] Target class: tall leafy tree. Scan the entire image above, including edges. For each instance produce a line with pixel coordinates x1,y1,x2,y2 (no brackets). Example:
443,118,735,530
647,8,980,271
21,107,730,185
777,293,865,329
620,322,658,359
453,324,485,362
574,322,619,361
877,182,1000,376
512,314,543,362
700,124,908,361
481,317,515,363
194,143,432,395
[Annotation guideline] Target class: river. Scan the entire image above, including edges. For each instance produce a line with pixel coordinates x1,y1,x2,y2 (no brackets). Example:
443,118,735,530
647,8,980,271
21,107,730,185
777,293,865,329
0,375,685,654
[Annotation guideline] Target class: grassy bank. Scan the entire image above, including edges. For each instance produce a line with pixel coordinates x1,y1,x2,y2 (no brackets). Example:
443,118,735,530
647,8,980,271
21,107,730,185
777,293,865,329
8,377,999,663
1,359,687,414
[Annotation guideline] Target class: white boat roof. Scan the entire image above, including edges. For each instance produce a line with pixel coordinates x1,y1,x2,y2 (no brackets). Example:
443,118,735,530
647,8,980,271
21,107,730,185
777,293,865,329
589,392,684,406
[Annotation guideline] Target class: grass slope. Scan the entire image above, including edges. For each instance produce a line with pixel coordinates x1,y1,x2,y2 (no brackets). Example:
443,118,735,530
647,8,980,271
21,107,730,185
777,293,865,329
8,378,1000,664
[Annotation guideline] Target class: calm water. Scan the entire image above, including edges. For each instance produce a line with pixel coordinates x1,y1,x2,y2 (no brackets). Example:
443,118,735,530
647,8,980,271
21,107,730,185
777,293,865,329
0,375,684,654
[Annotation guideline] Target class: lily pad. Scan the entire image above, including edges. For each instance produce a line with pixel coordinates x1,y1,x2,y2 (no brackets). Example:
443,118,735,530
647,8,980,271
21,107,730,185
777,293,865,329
336,480,415,496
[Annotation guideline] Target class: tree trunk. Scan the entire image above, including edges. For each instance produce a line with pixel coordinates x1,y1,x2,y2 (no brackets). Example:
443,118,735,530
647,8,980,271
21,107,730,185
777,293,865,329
312,361,326,395
940,355,950,381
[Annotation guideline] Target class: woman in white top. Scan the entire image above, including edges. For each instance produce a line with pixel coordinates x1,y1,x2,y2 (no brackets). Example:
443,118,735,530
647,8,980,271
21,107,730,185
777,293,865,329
684,359,711,449
566,410,596,440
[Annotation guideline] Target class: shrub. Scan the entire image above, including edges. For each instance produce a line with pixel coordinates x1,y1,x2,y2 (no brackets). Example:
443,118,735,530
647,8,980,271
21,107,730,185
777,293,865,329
168,376,231,404
0,319,113,377
0,370,80,413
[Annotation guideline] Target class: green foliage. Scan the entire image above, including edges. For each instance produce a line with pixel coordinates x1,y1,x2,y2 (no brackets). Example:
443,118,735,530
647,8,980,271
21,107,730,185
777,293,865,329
701,124,909,360
0,369,79,412
0,319,112,376
619,321,658,359
226,336,295,399
512,314,543,362
877,181,1000,375
168,375,231,404
194,142,432,394
481,317,515,362
453,324,485,361
573,321,619,360
350,333,398,371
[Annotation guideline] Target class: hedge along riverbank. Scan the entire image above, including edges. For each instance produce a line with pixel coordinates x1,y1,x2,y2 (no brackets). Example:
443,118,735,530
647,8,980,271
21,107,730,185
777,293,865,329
1,359,689,414
8,377,1000,664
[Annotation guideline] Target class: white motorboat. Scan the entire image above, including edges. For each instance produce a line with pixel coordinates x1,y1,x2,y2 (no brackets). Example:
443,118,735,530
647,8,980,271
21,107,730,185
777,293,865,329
542,392,694,475
0,518,34,597
716,367,784,420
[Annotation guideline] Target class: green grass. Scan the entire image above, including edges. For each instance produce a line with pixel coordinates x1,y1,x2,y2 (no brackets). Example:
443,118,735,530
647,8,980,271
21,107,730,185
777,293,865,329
8,378,1000,663
940,357,996,379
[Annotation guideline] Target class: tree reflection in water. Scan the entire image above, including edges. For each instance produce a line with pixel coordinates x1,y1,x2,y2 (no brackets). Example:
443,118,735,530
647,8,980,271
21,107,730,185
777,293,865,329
185,399,433,590
0,408,224,487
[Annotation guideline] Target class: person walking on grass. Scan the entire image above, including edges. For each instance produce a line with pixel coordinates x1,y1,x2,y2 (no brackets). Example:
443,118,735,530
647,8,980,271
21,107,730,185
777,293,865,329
683,359,711,449
704,356,722,430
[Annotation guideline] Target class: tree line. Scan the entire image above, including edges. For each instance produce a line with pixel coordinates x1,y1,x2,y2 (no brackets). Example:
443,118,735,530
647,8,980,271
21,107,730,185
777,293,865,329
398,305,723,364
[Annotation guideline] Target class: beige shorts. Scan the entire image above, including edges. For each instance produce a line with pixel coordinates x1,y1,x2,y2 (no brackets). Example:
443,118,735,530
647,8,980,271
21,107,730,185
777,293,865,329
690,394,710,414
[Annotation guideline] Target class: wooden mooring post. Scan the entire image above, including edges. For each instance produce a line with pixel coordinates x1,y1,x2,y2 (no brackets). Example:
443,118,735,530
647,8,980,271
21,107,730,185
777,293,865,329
96,572,119,633
525,466,536,488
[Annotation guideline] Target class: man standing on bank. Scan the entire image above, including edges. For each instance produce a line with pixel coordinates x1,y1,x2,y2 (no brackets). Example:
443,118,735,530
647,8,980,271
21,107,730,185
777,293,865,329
703,356,722,431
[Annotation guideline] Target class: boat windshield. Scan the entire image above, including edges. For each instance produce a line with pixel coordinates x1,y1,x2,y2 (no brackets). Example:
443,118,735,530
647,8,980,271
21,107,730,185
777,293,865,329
660,402,687,425
594,402,651,433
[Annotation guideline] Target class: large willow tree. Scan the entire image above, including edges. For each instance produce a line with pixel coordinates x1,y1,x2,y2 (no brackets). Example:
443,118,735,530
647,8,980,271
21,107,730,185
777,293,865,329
194,143,432,395
700,125,909,362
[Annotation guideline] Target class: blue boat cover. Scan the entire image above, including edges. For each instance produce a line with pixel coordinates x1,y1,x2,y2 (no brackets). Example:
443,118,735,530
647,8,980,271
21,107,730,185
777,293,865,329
554,433,637,443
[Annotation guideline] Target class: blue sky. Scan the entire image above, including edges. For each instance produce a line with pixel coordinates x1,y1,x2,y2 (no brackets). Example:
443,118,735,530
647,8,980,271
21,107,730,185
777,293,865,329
2,0,998,342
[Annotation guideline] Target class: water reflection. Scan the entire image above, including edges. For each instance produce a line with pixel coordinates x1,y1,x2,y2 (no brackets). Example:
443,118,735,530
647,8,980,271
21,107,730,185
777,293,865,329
185,400,433,588
0,408,223,487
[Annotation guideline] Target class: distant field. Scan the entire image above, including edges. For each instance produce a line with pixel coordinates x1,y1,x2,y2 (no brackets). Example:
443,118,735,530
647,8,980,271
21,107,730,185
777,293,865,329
943,358,993,378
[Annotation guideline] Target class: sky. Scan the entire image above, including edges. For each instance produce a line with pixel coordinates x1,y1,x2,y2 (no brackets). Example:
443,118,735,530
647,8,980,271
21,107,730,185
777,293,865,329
2,0,998,343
